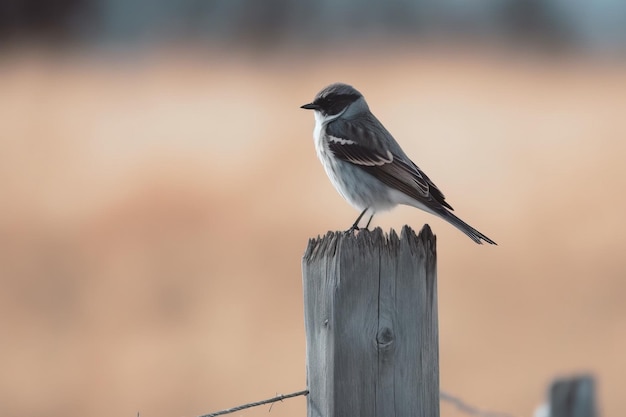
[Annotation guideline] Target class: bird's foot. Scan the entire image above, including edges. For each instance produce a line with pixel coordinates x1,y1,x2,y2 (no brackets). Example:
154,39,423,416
344,224,360,234
345,208,369,234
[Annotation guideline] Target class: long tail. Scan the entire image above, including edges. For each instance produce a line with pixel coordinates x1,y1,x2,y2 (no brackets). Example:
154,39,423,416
437,209,497,245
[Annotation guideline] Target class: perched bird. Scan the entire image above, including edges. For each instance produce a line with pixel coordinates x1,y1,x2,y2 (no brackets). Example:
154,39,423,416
301,82,496,245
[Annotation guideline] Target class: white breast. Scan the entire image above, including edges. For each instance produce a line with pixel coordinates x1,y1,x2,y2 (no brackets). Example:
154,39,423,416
310,110,363,209
312,111,326,157
308,110,400,214
312,110,343,162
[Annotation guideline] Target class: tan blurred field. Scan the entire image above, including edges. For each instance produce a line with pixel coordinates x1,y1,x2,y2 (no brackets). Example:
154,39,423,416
0,45,625,417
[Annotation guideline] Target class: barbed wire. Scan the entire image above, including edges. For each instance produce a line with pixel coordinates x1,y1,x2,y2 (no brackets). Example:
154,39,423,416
199,388,514,417
199,390,309,417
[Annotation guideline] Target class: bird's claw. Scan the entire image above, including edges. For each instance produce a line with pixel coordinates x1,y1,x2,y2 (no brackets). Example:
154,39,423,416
345,225,360,234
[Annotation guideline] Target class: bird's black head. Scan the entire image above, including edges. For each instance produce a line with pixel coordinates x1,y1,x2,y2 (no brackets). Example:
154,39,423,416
301,83,363,117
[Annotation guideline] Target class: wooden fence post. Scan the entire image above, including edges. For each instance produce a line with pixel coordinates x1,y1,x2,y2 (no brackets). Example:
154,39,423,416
302,225,439,417
548,375,597,417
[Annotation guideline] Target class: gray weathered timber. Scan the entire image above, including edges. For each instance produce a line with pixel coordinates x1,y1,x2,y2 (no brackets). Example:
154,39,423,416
549,375,597,417
302,225,439,417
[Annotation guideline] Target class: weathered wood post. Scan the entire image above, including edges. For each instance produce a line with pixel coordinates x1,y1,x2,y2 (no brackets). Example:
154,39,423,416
302,225,439,417
548,375,597,417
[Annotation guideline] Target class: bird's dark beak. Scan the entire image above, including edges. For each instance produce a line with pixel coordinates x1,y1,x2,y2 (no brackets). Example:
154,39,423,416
300,103,319,110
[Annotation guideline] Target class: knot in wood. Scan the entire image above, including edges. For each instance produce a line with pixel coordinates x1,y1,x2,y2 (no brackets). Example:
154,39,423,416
376,327,394,348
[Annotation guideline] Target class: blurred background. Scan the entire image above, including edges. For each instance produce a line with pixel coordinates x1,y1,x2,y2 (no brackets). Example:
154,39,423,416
1,1,625,416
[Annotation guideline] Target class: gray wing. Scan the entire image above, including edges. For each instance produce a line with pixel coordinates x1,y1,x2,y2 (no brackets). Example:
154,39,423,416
326,116,453,211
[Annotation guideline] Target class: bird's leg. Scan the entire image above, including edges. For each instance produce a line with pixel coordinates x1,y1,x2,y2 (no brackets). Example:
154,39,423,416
364,214,374,229
346,208,369,233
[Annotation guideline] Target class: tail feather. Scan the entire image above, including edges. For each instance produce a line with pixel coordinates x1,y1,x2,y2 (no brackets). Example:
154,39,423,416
438,209,497,245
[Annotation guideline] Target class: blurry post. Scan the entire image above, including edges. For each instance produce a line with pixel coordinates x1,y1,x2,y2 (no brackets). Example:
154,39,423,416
302,226,439,417
548,375,597,417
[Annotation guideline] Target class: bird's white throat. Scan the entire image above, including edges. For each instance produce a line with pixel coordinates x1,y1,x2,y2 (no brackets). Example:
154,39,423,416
312,110,344,154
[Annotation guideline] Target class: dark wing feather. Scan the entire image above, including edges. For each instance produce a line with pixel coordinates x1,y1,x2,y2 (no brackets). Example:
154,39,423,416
326,117,453,210
326,137,394,167
404,159,453,210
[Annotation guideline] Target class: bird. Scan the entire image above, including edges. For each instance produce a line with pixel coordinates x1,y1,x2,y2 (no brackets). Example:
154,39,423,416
301,82,496,245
